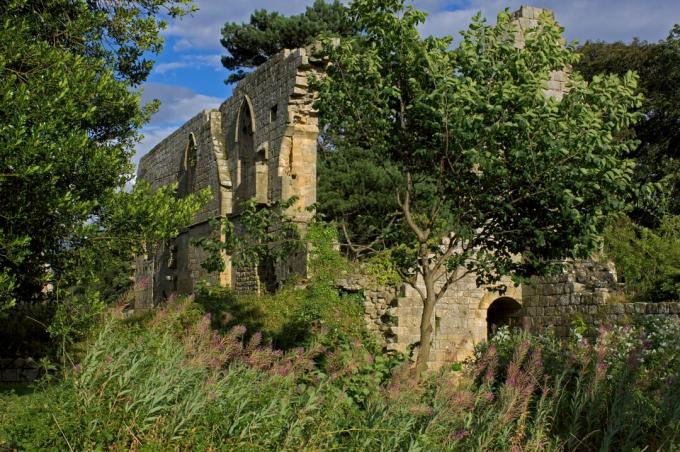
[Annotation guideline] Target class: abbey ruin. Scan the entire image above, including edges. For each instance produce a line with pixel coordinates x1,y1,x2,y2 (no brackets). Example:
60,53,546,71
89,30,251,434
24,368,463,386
135,6,680,367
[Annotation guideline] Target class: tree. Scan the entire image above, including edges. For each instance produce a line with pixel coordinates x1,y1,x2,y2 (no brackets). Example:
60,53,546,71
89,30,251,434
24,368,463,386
0,0,194,305
315,0,641,373
575,27,680,225
221,0,356,84
194,198,302,292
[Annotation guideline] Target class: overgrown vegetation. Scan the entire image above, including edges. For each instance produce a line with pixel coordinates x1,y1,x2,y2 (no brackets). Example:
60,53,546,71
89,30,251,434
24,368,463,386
604,215,680,302
316,0,641,371
3,299,680,450
2,0,680,449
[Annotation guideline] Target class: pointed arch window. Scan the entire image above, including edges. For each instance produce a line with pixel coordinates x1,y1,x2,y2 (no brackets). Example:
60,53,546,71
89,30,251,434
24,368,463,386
235,97,268,205
179,133,197,198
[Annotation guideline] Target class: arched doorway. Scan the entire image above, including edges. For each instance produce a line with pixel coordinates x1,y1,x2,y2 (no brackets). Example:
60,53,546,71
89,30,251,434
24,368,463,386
486,297,522,338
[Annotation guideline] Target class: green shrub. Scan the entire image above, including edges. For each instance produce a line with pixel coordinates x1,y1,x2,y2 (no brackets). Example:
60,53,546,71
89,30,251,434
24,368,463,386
604,215,680,302
4,299,680,450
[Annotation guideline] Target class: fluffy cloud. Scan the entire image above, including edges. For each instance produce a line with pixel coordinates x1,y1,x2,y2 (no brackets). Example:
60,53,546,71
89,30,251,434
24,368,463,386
154,54,223,74
141,82,223,125
164,0,678,53
134,83,223,162
164,0,313,51
419,0,679,43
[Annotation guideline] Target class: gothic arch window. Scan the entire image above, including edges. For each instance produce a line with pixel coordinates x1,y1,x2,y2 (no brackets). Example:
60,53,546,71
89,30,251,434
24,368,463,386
235,97,268,205
179,133,197,198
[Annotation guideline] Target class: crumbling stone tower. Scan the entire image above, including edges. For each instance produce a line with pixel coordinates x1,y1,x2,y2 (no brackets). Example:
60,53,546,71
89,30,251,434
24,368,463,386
134,46,324,307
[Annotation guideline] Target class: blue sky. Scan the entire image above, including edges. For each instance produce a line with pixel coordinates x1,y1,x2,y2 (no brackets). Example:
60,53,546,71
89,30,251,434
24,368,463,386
136,0,680,165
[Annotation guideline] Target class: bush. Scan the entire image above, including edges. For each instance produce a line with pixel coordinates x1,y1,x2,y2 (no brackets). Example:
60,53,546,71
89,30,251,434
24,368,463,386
0,298,554,450
4,298,680,450
604,215,680,302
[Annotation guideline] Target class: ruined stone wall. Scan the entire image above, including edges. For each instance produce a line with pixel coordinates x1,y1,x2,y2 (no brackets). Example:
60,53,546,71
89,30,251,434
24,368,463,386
511,5,570,100
135,43,323,303
219,46,320,220
523,261,680,337
218,45,323,292
136,111,229,305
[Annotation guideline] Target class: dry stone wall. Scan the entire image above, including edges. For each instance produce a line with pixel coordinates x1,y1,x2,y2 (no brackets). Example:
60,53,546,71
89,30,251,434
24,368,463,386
524,261,680,337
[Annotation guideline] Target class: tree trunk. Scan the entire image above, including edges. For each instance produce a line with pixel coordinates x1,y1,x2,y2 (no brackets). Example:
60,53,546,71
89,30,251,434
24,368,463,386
414,273,436,375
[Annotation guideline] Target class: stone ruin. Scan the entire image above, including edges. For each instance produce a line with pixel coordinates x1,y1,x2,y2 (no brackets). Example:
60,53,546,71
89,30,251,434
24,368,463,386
135,43,323,303
134,6,679,368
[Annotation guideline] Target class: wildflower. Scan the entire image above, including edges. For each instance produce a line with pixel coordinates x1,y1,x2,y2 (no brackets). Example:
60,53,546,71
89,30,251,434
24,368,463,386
451,430,469,441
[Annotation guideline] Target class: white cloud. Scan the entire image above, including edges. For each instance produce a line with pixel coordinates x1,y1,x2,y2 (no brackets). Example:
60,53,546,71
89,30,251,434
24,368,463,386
141,82,223,124
154,54,223,74
417,0,680,43
163,0,679,53
164,0,313,51
134,83,223,163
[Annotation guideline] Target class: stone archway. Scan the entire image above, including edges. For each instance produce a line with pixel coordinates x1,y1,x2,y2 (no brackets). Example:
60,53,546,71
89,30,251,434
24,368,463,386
486,297,523,338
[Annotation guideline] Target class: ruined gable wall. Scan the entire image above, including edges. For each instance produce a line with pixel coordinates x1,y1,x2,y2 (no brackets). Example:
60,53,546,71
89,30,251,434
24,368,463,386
218,46,323,292
135,110,228,305
219,46,321,220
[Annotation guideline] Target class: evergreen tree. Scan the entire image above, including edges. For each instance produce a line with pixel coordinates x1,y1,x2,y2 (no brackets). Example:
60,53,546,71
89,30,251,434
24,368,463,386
220,0,356,84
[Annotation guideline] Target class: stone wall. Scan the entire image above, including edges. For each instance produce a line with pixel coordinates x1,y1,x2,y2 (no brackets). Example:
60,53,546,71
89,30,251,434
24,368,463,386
524,261,680,337
135,43,324,305
345,260,680,369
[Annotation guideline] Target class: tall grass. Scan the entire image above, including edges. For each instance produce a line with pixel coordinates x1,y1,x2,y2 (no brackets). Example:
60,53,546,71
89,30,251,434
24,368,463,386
2,298,680,450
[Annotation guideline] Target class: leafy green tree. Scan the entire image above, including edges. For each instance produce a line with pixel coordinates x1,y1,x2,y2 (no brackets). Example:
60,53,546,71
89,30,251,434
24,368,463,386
195,198,302,292
576,27,680,225
315,0,641,373
221,0,356,84
45,181,209,356
604,215,680,302
0,0,194,305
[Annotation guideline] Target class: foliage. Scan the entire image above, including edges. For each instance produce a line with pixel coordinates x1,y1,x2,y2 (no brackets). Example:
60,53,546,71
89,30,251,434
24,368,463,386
604,214,680,302
0,0,194,305
196,221,364,348
3,301,680,449
0,0,207,359
473,320,680,450
195,197,302,279
576,26,680,225
220,0,356,84
315,0,641,371
317,143,404,259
